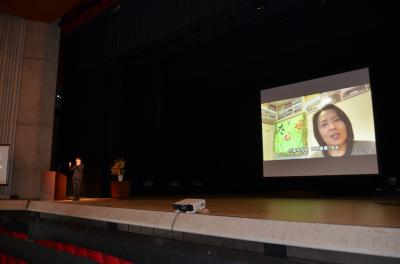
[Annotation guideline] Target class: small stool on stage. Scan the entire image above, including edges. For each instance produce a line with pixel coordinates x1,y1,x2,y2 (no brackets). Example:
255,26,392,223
110,181,131,199
374,176,400,205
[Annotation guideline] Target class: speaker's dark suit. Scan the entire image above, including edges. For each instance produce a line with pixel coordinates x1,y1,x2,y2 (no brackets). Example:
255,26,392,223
69,164,84,201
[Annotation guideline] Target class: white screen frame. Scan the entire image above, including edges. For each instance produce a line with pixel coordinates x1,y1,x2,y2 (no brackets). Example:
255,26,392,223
0,144,10,185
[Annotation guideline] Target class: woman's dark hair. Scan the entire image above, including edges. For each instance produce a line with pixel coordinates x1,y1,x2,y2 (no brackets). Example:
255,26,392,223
312,104,354,157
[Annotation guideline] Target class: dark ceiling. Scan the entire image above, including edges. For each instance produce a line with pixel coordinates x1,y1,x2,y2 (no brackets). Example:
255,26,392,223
0,0,85,23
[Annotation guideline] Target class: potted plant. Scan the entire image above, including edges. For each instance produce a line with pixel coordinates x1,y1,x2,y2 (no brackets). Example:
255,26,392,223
111,158,125,181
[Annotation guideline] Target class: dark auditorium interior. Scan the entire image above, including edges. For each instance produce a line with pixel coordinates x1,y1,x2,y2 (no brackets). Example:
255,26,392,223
1,0,399,263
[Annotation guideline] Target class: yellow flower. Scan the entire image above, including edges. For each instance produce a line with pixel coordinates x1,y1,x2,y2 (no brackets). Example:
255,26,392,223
111,158,125,176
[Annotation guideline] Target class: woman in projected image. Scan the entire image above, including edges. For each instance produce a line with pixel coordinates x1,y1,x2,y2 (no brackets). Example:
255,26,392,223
310,104,376,158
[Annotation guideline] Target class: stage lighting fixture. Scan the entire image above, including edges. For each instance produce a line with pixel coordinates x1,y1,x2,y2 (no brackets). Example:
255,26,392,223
256,1,264,11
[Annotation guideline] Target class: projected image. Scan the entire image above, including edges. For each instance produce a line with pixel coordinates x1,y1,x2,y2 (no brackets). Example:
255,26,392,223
261,84,376,161
0,145,10,185
260,68,379,177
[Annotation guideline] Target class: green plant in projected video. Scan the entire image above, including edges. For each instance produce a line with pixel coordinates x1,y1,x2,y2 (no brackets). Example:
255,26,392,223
274,113,308,157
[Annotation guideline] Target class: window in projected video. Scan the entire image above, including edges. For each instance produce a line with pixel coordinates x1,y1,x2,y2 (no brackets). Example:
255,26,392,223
260,68,378,177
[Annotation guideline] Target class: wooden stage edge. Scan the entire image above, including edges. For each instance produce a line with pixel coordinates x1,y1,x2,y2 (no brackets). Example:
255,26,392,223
1,196,400,258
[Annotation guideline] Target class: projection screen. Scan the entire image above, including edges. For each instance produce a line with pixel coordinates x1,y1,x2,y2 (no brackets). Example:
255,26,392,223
260,68,378,177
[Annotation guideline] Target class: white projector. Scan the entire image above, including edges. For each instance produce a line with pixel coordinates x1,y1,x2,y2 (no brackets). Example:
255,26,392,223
172,198,206,213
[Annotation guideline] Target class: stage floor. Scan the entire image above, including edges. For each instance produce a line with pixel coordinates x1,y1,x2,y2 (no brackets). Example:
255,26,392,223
3,196,400,258
56,196,400,228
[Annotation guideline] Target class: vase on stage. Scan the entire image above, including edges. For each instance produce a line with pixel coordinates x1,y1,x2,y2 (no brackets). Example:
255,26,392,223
118,174,124,182
111,158,126,182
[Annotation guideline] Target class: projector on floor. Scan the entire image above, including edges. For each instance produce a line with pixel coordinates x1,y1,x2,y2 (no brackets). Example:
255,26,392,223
172,198,206,213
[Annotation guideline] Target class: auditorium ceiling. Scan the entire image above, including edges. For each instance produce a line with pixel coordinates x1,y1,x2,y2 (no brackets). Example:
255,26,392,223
0,0,85,23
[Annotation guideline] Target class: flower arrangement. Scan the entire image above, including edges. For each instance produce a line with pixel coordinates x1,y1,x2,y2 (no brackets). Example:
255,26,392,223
111,158,125,176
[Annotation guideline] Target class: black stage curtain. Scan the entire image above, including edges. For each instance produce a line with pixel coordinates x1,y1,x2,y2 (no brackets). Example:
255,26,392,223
55,0,397,197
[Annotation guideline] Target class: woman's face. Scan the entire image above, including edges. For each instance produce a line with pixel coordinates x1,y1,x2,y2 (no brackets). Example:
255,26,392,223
317,109,348,147
76,158,81,165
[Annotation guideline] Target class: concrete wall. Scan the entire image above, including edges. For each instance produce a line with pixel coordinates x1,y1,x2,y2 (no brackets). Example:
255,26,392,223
0,14,60,199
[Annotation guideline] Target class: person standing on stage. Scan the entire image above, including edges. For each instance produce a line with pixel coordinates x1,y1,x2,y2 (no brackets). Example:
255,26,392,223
69,156,84,201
